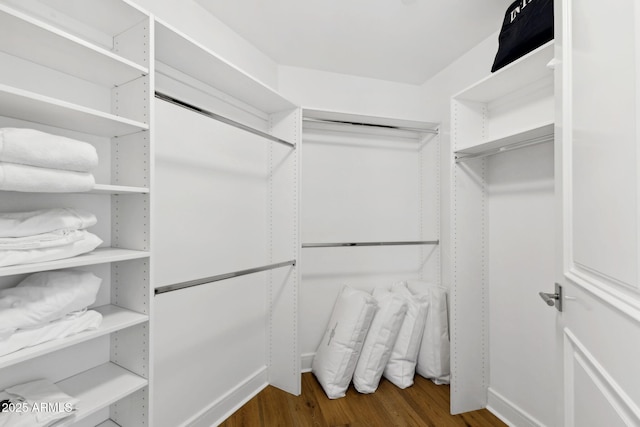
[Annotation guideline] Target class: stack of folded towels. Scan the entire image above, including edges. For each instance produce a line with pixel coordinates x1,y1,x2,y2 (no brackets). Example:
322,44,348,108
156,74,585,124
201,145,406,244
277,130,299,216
0,208,102,268
0,379,79,426
0,269,103,357
0,128,98,192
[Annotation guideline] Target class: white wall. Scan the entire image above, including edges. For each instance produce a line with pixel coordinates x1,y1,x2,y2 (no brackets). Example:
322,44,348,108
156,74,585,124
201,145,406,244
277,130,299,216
130,0,279,89
487,143,555,427
152,99,270,427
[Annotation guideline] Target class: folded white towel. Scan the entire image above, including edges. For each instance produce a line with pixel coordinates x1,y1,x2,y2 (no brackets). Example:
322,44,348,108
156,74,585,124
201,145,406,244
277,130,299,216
0,310,102,357
0,208,97,238
1,379,78,426
0,128,98,172
0,231,102,268
0,162,95,193
0,270,102,338
0,230,85,250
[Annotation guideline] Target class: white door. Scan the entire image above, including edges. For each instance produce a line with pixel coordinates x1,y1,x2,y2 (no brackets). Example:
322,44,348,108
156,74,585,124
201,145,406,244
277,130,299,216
556,0,640,425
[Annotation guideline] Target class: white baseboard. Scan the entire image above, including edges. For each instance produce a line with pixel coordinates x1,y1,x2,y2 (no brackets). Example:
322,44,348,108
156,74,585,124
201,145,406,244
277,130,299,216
184,366,268,427
487,387,545,427
301,352,315,373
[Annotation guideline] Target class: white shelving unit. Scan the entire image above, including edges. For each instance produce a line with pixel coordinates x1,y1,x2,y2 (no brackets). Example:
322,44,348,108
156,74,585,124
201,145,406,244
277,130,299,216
0,1,152,425
152,18,301,426
452,41,554,153
450,41,556,414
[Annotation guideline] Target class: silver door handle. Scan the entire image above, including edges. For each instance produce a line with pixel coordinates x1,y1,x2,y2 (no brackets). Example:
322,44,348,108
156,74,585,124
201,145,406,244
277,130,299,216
539,283,563,312
539,292,558,306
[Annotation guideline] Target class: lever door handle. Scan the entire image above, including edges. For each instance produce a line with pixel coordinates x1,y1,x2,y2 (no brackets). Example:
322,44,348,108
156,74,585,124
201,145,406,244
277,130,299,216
539,292,558,306
538,283,563,312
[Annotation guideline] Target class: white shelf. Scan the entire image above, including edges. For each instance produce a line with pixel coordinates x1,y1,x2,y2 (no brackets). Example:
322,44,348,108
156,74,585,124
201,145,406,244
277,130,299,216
0,5,148,87
304,109,439,131
0,305,148,369
455,122,554,159
56,362,147,427
454,41,554,103
90,184,149,195
303,108,439,140
0,84,149,137
0,248,150,277
96,421,120,427
155,19,296,114
1,0,148,42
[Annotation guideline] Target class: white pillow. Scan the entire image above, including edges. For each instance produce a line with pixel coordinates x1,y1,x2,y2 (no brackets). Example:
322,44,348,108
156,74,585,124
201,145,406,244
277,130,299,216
312,286,377,399
0,208,97,238
407,280,450,384
383,281,429,389
353,288,407,393
0,270,102,339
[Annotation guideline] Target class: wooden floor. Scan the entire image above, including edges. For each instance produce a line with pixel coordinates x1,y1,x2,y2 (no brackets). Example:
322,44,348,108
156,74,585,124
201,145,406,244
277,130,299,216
220,373,506,427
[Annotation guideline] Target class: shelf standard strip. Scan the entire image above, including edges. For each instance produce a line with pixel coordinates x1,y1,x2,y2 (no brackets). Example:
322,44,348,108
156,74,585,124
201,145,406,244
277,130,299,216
155,92,295,148
302,240,439,248
154,260,297,295
454,134,554,163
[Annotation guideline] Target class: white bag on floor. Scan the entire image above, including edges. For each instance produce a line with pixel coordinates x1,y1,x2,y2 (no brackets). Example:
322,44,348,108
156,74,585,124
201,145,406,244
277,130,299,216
353,288,407,393
312,286,377,399
383,281,429,389
407,280,450,385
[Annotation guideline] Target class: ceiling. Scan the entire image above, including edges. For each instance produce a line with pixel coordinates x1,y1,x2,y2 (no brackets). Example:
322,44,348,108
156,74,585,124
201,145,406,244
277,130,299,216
195,0,511,85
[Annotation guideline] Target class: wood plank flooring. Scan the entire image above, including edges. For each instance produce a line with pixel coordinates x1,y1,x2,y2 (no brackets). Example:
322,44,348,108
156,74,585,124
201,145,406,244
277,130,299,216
219,373,507,427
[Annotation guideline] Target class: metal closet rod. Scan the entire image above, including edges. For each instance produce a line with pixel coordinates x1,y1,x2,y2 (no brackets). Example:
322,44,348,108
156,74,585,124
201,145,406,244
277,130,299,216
154,260,296,295
455,133,554,163
302,240,439,248
303,117,439,135
155,92,295,148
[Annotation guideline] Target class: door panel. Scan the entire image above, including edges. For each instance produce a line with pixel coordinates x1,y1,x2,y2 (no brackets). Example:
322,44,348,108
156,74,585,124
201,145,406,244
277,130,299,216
570,0,638,290
571,350,631,427
562,286,640,427
560,0,640,425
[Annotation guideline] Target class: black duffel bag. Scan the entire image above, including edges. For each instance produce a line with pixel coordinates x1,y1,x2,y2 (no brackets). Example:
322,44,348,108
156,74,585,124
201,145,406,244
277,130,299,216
491,0,554,72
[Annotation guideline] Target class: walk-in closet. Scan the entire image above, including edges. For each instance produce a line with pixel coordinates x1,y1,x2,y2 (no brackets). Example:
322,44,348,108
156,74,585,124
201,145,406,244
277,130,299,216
0,0,638,426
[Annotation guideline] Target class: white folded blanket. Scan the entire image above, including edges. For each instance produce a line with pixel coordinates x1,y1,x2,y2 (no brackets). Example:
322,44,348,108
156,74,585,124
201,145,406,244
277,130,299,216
0,270,102,338
0,378,79,426
0,162,94,193
0,231,102,268
0,208,97,238
0,128,98,172
0,310,102,357
0,230,85,250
